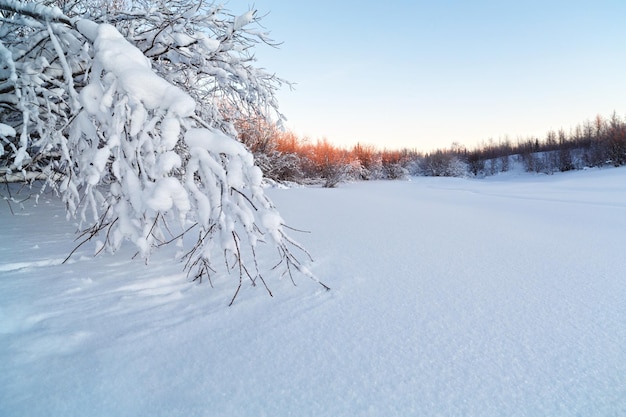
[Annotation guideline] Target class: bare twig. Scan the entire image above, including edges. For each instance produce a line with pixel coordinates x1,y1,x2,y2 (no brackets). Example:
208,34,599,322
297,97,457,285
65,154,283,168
156,222,198,247
230,187,258,211
281,223,311,234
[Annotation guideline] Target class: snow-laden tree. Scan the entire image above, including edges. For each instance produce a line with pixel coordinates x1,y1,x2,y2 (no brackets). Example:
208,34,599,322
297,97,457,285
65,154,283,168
0,0,328,303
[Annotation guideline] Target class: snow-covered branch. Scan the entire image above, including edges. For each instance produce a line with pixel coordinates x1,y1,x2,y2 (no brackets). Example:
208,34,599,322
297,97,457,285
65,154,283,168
0,0,325,303
0,0,71,25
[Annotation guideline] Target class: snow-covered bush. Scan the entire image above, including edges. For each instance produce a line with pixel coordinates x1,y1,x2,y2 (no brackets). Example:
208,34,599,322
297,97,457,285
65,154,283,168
254,151,305,183
0,0,328,303
419,151,467,177
381,162,408,179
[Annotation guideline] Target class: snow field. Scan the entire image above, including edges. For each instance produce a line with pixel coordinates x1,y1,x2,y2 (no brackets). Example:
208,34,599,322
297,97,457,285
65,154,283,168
1,167,625,416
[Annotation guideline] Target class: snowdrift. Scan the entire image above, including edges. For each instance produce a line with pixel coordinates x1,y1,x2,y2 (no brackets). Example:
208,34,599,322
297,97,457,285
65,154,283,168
1,168,625,416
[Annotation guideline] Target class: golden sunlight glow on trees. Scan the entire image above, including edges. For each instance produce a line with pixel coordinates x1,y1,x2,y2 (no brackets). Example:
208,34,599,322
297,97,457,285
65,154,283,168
235,112,626,184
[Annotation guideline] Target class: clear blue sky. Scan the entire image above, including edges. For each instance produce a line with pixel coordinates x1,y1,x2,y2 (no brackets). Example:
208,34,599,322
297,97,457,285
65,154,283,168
228,0,626,151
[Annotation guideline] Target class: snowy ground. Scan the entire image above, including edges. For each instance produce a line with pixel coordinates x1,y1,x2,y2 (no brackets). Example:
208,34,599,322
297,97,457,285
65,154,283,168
1,167,625,417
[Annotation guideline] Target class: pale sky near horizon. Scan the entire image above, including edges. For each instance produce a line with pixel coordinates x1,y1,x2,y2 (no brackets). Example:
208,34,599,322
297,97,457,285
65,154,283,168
227,0,626,151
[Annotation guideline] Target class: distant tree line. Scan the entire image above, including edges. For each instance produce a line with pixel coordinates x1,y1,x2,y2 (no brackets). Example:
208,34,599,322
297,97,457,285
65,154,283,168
234,116,416,187
237,112,626,186
459,112,626,176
